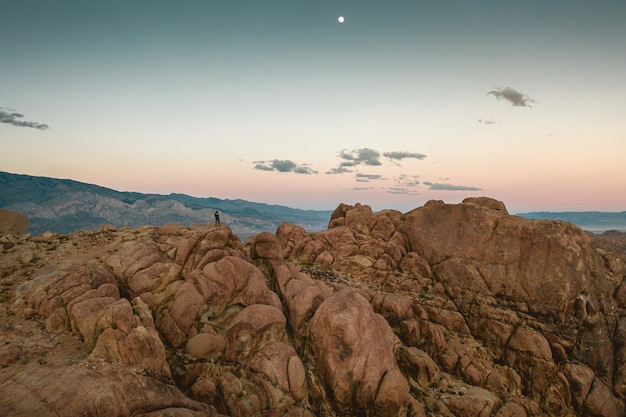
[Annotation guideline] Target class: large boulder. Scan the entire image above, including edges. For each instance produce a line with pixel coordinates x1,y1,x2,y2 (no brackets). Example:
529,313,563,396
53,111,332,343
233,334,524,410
310,289,409,416
401,198,608,323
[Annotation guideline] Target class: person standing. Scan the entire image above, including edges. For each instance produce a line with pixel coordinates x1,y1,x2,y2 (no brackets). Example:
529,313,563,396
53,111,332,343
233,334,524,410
214,210,220,225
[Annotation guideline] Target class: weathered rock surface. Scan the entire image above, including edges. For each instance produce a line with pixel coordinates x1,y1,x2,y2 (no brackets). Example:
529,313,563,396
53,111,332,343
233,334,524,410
1,197,626,417
0,208,30,235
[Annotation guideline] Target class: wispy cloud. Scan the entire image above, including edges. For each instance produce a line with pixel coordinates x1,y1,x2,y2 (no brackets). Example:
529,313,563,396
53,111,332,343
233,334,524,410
487,87,536,108
395,174,420,187
353,186,374,191
325,166,353,175
423,181,482,191
0,107,49,130
356,173,383,182
478,118,497,125
383,151,426,161
254,159,318,174
387,187,419,196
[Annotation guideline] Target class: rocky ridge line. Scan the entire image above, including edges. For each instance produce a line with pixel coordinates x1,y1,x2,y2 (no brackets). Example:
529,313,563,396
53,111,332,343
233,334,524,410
0,197,625,417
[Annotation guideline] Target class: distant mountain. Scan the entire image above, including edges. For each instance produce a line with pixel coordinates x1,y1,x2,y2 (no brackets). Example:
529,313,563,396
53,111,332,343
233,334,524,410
516,211,626,233
0,171,333,237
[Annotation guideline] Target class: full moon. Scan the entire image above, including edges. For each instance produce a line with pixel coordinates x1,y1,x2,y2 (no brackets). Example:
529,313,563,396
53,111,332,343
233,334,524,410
338,16,345,23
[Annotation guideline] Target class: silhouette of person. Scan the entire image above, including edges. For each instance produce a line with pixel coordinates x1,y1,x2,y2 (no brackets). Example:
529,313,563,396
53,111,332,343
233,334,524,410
214,210,220,225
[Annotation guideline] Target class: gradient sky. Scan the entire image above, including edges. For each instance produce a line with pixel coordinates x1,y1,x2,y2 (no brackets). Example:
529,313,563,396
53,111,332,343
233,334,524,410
2,1,625,213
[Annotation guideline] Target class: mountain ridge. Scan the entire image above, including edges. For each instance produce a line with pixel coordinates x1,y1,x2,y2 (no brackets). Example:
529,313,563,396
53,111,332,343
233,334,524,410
2,171,625,236
0,171,332,236
517,210,626,225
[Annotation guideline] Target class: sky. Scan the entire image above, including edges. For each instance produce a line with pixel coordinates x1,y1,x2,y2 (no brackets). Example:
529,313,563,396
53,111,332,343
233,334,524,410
2,0,626,214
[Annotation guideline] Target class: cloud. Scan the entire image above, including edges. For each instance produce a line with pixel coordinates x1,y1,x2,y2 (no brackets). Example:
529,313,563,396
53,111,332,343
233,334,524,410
253,159,318,174
0,108,49,130
339,148,382,166
395,174,420,187
387,187,419,196
326,166,353,175
487,87,536,108
423,181,482,191
355,173,383,182
383,151,427,161
478,118,497,125
353,187,374,191
328,148,426,174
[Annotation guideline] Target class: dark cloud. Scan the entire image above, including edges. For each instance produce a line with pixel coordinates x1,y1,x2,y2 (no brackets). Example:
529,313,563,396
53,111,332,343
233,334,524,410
423,181,482,191
0,108,49,130
253,159,318,174
355,173,383,182
383,151,427,161
339,148,382,166
487,87,536,108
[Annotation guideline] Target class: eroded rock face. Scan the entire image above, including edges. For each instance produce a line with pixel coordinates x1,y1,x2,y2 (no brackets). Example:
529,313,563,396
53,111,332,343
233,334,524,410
310,289,409,416
1,198,625,417
277,198,626,416
402,197,607,324
0,362,222,416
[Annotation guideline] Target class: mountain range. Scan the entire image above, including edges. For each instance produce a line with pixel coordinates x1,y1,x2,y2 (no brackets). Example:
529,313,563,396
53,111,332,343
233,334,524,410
1,170,625,236
0,171,332,237
516,211,626,232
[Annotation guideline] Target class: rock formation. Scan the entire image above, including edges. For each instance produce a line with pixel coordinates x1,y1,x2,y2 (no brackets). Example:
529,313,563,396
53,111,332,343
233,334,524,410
0,208,30,235
1,197,625,417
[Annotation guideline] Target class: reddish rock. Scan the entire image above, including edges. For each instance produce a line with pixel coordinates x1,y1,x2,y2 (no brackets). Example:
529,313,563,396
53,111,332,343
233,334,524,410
224,304,287,360
250,231,283,260
402,199,607,323
4,200,626,417
0,208,30,235
310,289,409,415
0,363,221,416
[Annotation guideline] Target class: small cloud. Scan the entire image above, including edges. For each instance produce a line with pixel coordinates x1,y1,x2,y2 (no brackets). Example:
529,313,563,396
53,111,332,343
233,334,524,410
355,173,383,182
253,159,318,174
487,87,536,108
395,174,420,187
387,187,418,196
339,148,382,166
326,148,381,176
326,166,353,175
478,118,497,125
383,151,427,161
353,187,374,191
0,107,49,130
423,181,482,191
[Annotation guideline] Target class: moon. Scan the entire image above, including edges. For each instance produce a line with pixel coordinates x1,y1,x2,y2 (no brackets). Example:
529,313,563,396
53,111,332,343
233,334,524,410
338,16,345,23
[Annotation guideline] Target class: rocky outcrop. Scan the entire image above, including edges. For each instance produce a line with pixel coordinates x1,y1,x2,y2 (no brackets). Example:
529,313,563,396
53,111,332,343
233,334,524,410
0,208,30,235
1,197,625,417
